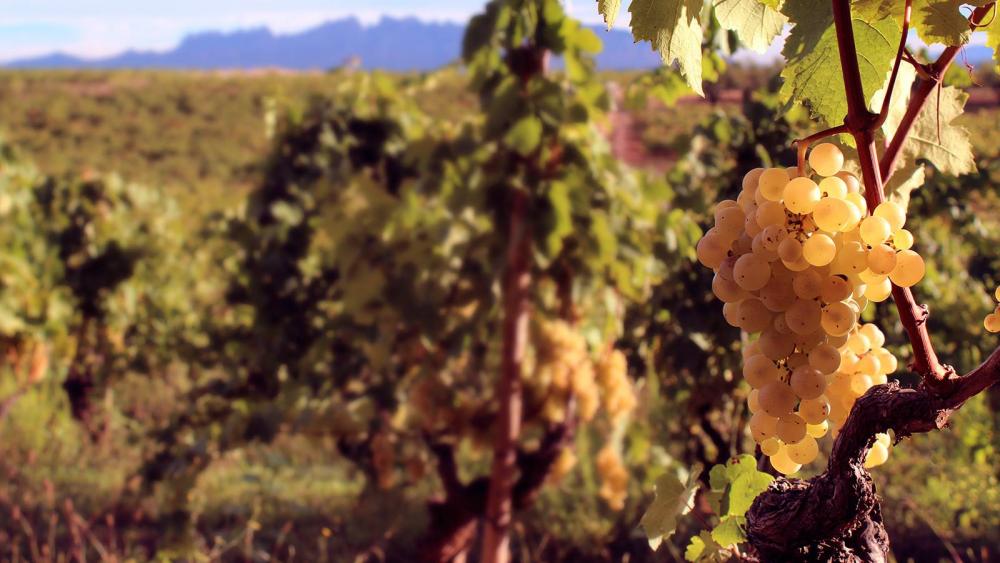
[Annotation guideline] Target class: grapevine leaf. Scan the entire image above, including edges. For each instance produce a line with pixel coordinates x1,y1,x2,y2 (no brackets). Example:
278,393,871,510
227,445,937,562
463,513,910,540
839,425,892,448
504,116,543,156
884,159,926,210
851,0,895,20
598,0,623,29
641,464,703,550
543,180,573,257
779,0,899,126
685,531,723,562
708,464,729,492
875,63,918,137
684,534,706,561
987,23,1000,71
903,85,976,176
727,470,773,516
628,0,706,96
713,0,788,52
711,515,747,547
723,454,758,481
913,0,971,46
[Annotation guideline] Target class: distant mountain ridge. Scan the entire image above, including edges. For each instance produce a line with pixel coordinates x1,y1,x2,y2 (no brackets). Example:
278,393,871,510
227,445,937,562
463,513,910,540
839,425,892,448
5,17,663,71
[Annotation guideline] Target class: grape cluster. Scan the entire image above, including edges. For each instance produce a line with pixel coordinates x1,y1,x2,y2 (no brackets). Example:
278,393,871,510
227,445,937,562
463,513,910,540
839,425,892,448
531,319,600,422
596,445,629,510
596,349,636,422
696,144,917,474
529,320,638,424
984,286,1000,333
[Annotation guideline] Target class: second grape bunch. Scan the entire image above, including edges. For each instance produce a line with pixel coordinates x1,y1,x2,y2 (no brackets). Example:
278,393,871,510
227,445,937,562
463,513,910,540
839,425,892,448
696,143,924,474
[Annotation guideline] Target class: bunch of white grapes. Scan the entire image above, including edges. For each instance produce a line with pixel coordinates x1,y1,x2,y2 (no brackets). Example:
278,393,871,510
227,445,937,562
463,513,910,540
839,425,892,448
529,319,638,425
984,286,1000,333
530,319,600,423
696,143,921,474
596,444,629,510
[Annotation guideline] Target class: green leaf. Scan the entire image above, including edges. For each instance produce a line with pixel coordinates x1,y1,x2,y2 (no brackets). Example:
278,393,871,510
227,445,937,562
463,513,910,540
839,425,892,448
913,0,971,46
543,181,573,257
989,24,1000,71
724,454,758,482
851,0,895,20
884,159,926,210
903,85,975,176
629,0,706,96
504,116,543,156
641,464,703,551
708,464,729,492
780,0,899,126
727,470,773,516
598,0,623,29
685,531,723,561
711,515,747,548
713,0,788,52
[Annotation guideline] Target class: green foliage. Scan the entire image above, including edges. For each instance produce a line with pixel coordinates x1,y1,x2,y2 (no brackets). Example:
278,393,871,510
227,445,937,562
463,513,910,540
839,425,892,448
640,464,702,550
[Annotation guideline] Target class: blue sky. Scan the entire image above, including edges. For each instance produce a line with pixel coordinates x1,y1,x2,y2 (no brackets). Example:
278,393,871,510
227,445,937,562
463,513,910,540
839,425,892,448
0,1,984,63
0,0,608,62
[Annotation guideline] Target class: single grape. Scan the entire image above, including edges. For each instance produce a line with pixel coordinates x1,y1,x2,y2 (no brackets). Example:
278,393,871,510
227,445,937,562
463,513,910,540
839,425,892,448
713,274,749,302
806,420,829,438
743,354,781,389
809,143,845,177
785,298,823,335
776,413,807,444
799,396,831,424
860,216,892,246
784,177,822,214
749,411,779,442
888,249,925,288
757,200,788,228
760,437,782,456
759,328,796,362
864,277,892,302
860,324,886,348
803,233,837,266
847,332,871,355
821,301,857,337
787,435,819,464
836,171,861,193
759,168,790,201
734,253,772,291
715,206,746,239
844,192,867,215
892,229,914,250
819,176,848,199
778,237,804,263
857,354,881,376
820,275,853,303
864,442,890,468
986,313,1000,333
813,197,852,233
769,446,802,475
697,233,729,269
752,233,780,263
874,201,906,231
738,298,774,332
743,168,765,193
793,268,824,300
867,244,897,275
722,302,742,327
760,224,788,251
808,343,842,374
759,381,797,417
790,365,827,399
